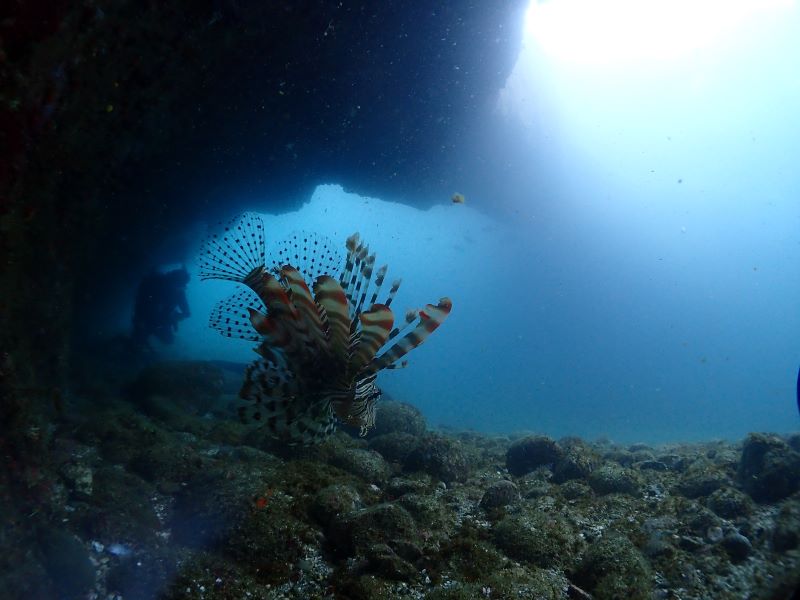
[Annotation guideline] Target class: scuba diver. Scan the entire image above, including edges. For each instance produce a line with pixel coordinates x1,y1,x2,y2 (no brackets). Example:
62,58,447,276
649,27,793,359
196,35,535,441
131,266,191,348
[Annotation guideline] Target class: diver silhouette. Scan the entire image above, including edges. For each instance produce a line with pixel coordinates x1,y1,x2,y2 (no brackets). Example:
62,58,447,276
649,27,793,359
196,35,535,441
131,266,191,347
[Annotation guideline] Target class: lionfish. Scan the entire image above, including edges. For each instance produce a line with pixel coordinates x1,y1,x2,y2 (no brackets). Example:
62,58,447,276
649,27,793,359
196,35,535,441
199,213,452,444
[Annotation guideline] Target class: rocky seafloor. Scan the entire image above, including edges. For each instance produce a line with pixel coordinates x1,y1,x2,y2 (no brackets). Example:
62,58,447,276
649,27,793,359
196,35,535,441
3,360,800,599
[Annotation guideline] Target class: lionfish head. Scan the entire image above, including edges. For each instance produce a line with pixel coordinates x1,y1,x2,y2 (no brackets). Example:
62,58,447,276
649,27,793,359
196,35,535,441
199,213,452,445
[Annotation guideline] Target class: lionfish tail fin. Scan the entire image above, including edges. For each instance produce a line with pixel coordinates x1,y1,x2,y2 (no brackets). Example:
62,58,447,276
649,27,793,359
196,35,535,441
199,213,267,282
364,297,452,374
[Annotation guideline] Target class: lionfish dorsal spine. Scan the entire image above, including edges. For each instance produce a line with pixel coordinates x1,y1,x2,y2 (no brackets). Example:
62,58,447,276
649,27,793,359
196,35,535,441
387,308,419,341
363,297,452,375
280,266,330,352
367,265,388,309
349,304,394,373
344,241,369,310
351,253,377,322
312,275,352,358
384,278,402,307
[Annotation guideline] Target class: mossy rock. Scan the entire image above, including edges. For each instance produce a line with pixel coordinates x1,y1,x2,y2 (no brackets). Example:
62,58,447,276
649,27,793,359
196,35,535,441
506,435,564,476
369,432,421,464
492,510,583,570
677,466,730,499
705,487,752,518
170,464,278,548
225,498,319,583
588,464,643,496
738,433,800,502
574,531,653,600
368,400,427,437
427,565,569,599
310,483,363,526
773,501,800,551
328,447,391,483
328,503,418,557
405,434,469,484
553,440,599,482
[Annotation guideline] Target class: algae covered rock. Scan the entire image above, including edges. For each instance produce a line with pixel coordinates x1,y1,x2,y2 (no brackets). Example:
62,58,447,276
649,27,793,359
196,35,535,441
480,479,520,508
677,466,730,499
311,483,363,526
721,531,752,562
369,401,427,437
506,435,564,476
706,487,753,518
574,531,653,600
773,501,800,551
738,433,800,502
328,503,418,556
369,432,420,464
405,434,469,483
588,464,643,496
329,447,391,483
492,510,583,569
553,440,599,482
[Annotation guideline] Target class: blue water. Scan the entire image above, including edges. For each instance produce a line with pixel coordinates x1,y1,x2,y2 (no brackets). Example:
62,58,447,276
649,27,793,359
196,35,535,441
156,3,800,444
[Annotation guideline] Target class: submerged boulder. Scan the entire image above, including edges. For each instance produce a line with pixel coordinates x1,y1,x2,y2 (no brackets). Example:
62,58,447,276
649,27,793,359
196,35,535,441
574,532,653,600
405,434,469,484
506,435,564,476
738,433,800,502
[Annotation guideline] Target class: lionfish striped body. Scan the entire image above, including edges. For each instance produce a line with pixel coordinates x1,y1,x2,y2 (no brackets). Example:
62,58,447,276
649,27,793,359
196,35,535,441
199,213,452,444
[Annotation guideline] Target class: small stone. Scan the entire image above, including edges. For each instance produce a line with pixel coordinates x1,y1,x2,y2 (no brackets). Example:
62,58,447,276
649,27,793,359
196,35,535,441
706,526,724,543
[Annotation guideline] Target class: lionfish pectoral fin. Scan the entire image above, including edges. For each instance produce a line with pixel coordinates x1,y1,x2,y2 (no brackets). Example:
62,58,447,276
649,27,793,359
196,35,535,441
364,297,452,374
209,289,264,341
199,213,267,283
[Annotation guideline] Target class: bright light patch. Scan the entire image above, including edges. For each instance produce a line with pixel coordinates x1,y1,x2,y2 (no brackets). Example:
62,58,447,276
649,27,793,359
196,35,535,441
526,0,794,65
